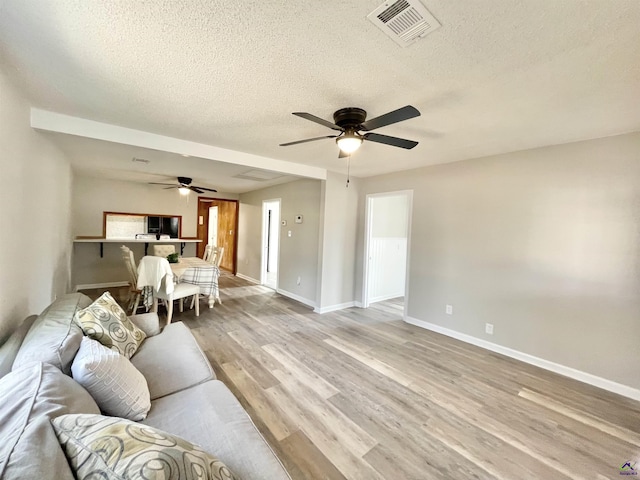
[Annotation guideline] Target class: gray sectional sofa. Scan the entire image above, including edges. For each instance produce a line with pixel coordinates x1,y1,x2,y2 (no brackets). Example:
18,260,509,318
0,293,290,480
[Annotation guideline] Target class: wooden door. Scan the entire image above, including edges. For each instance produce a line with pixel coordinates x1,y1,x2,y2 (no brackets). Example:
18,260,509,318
196,198,238,273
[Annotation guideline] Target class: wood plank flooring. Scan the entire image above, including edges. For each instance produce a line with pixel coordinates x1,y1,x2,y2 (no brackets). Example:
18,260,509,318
84,276,640,480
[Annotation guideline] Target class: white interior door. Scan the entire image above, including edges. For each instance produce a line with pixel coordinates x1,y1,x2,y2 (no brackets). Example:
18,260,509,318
208,206,218,247
262,200,280,289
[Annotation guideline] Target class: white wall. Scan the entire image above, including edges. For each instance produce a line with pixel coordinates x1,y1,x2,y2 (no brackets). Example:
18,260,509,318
0,70,73,340
358,132,640,392
238,179,322,306
71,175,238,287
315,171,359,312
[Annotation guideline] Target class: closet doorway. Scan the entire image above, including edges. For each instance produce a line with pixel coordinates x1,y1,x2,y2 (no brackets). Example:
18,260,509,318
362,190,412,313
196,198,238,273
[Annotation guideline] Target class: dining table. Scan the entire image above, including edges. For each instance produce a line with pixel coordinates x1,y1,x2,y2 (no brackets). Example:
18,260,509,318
169,257,220,308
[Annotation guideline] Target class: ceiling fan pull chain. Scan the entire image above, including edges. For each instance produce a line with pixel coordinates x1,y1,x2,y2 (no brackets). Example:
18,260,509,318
346,155,351,188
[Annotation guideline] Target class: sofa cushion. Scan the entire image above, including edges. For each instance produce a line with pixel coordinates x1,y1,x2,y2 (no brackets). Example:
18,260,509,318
0,362,100,480
143,380,291,480
71,336,151,421
12,293,91,375
0,315,37,378
52,413,237,480
130,322,215,400
129,312,161,337
74,291,146,358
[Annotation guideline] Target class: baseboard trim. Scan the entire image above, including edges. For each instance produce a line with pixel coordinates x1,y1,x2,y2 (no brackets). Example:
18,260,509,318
75,281,129,291
404,315,640,402
314,301,356,314
235,273,260,284
276,288,316,309
369,293,404,304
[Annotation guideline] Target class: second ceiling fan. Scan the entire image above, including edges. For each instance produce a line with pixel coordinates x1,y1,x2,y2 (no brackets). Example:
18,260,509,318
280,105,421,157
149,176,217,194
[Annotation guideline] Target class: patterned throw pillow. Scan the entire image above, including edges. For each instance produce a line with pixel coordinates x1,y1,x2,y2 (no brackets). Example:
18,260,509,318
52,414,237,480
71,337,151,421
74,292,146,358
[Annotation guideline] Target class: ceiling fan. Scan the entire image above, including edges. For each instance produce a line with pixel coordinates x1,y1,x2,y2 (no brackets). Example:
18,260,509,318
280,105,421,157
149,177,217,195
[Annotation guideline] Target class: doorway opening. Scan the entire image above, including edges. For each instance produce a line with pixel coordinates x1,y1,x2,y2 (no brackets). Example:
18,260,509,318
197,198,239,273
362,191,412,317
208,206,218,248
262,199,281,290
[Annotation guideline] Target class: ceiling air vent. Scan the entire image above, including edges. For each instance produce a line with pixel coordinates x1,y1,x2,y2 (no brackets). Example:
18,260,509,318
367,0,441,47
233,169,284,182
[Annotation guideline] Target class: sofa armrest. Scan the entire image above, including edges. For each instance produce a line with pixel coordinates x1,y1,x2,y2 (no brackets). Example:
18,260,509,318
0,315,38,378
129,312,161,337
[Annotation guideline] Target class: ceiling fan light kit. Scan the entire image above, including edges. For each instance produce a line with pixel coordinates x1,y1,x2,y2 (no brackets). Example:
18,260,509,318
336,131,363,154
280,105,420,158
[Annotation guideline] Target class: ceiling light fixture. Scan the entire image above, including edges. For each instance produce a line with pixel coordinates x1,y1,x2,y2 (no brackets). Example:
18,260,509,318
336,131,363,154
178,187,190,195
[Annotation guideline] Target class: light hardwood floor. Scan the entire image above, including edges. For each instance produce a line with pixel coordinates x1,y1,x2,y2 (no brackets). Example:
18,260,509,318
86,275,640,479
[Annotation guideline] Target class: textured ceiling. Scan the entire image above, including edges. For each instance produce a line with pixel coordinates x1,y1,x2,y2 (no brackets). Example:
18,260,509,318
45,133,298,194
1,0,639,181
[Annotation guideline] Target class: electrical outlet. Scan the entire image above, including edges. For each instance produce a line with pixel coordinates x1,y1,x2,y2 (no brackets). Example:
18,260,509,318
445,304,453,315
297,276,301,285
485,323,494,335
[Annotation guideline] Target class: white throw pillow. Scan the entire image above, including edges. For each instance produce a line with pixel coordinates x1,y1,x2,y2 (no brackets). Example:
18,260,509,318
71,337,151,421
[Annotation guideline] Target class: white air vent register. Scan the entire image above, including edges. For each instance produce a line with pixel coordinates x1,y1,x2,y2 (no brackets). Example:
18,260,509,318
233,169,284,182
367,0,441,47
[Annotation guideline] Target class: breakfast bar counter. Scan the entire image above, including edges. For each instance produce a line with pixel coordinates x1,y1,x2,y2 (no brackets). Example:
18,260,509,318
74,238,201,257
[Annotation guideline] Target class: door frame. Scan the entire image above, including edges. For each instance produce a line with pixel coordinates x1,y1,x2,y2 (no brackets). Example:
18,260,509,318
196,197,239,274
362,190,413,311
261,198,281,288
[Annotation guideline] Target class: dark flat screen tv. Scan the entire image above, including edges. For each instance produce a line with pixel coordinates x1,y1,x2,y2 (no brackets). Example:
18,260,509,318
147,216,179,238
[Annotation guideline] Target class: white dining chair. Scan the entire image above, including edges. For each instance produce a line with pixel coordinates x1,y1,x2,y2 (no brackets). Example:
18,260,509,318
212,247,223,304
137,256,200,324
203,244,213,262
152,244,176,257
120,245,142,314
211,246,224,268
